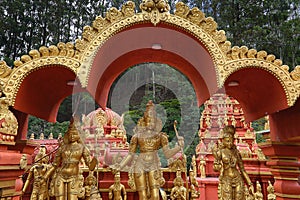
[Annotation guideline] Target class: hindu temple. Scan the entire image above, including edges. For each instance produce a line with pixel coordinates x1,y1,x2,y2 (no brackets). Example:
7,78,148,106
0,1,299,200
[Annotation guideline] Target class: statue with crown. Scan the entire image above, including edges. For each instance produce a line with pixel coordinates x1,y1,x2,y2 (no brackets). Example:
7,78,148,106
43,117,98,200
111,100,185,200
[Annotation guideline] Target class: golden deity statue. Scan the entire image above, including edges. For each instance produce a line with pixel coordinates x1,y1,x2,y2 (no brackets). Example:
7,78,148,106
22,146,51,200
245,187,254,200
84,172,102,200
254,181,263,200
112,100,184,200
190,184,200,200
198,156,206,178
212,125,254,200
108,172,127,200
267,181,276,200
170,170,187,200
45,118,97,200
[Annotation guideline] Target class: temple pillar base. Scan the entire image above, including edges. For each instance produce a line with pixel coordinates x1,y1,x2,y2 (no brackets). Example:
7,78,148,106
259,142,300,200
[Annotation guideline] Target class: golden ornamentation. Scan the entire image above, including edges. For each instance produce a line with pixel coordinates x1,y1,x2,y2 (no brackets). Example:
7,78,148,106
213,125,254,200
0,98,18,136
140,0,170,13
245,187,255,200
170,169,187,200
190,183,200,200
267,181,276,200
198,156,206,178
111,100,184,200
189,168,199,188
291,65,300,81
108,172,127,200
0,61,12,78
174,2,189,18
254,181,263,200
19,154,27,170
121,1,136,17
0,0,298,109
84,172,102,200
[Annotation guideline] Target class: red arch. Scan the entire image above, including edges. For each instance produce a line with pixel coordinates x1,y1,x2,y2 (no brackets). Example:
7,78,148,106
224,68,288,121
14,66,77,122
86,24,218,108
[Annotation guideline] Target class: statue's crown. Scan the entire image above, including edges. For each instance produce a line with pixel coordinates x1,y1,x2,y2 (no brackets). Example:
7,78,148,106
222,125,235,138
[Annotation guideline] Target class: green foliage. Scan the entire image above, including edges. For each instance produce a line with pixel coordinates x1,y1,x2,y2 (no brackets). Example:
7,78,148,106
252,117,267,132
252,117,267,143
28,115,69,139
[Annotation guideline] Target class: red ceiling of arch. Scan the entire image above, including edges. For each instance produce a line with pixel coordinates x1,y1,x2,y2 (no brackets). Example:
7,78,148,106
224,68,288,121
14,66,77,122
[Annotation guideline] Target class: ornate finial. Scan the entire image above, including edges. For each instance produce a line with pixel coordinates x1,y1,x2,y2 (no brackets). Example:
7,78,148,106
0,98,18,136
19,154,27,169
291,65,300,81
0,61,12,78
140,0,170,13
140,0,170,25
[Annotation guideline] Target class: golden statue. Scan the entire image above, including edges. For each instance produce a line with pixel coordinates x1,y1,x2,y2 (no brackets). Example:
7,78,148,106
189,167,200,200
245,186,254,200
170,170,187,200
84,172,102,200
45,118,97,200
198,156,206,178
212,125,254,200
190,184,200,200
189,168,199,188
254,181,263,200
22,146,51,200
112,100,184,200
108,172,127,200
267,181,276,200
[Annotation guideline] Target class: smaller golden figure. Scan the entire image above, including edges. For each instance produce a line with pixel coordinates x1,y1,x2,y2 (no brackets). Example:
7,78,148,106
22,146,51,200
254,181,263,200
267,181,276,200
245,187,254,200
108,171,127,200
84,172,102,200
212,125,254,200
191,155,197,175
170,170,187,200
189,168,199,188
198,156,206,178
190,184,200,200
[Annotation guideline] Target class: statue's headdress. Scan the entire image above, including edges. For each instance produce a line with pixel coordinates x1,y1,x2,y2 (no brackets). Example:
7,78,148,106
64,116,81,143
222,125,235,138
136,100,162,132
115,171,120,178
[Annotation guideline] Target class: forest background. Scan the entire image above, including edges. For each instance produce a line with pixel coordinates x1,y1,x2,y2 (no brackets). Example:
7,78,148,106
0,0,299,165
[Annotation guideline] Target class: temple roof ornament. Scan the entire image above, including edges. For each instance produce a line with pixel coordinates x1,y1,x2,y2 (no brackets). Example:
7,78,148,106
0,1,299,108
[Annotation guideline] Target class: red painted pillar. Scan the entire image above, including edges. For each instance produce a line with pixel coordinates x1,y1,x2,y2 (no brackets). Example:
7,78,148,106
259,142,300,200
